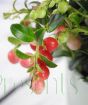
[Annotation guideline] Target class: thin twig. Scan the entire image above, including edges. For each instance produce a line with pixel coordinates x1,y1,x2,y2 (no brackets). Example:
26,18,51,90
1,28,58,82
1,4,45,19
0,76,32,104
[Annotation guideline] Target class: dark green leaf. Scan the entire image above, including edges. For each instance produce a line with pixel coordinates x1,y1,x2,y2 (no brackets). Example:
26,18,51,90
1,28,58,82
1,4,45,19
40,54,57,68
8,36,23,45
35,28,44,45
15,49,31,59
48,14,65,32
27,26,36,40
11,24,35,42
36,15,49,27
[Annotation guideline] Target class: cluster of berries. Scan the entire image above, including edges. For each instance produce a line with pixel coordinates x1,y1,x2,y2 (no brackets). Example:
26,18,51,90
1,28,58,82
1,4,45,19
8,25,81,94
8,35,58,94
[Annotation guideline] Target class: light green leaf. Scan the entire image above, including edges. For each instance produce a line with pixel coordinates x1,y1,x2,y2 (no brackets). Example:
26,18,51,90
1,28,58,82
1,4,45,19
8,36,23,45
3,13,12,19
58,1,69,14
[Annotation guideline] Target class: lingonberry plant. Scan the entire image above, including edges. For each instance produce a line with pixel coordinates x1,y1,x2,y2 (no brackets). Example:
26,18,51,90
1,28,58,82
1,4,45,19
4,0,88,94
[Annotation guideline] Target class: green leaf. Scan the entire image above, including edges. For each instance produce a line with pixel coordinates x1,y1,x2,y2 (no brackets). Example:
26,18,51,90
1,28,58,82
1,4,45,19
48,15,64,32
40,54,57,68
3,13,12,19
49,0,55,8
8,37,23,45
68,12,82,25
27,67,34,72
36,8,46,19
15,49,31,59
52,9,59,14
35,28,44,45
27,26,36,40
58,1,69,14
11,24,35,42
30,10,37,19
36,15,49,26
71,27,88,34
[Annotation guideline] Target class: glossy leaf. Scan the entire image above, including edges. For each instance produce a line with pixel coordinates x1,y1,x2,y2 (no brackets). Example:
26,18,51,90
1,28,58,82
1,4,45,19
15,49,31,59
11,24,35,42
48,14,65,32
40,54,57,68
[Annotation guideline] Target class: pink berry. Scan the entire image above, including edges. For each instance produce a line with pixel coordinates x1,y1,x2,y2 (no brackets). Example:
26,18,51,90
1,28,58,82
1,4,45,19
36,66,50,80
20,56,34,68
67,35,81,51
53,25,65,34
8,50,19,64
31,78,45,94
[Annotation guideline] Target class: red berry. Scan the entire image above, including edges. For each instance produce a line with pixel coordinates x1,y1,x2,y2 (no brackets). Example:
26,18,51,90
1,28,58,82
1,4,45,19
30,42,36,51
54,25,65,34
20,55,34,68
37,58,46,67
44,37,58,53
39,46,53,61
37,58,49,80
31,78,45,94
8,50,19,64
67,35,81,51
36,63,50,80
